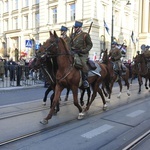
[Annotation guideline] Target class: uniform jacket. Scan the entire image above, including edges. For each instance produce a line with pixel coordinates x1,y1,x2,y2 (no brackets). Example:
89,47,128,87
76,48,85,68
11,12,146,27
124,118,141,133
70,31,93,57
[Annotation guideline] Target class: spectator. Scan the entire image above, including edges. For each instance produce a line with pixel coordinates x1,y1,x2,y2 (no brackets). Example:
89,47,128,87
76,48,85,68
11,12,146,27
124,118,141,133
16,61,22,86
4,59,8,77
8,58,17,85
0,57,5,81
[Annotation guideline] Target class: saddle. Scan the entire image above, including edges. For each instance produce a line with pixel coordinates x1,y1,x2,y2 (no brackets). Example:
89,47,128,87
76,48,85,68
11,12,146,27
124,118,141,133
87,58,97,70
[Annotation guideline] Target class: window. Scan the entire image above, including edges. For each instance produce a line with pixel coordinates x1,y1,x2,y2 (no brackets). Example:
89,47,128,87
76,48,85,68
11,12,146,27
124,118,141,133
23,0,29,7
4,19,9,31
70,3,75,21
13,0,18,10
35,13,39,27
35,0,39,4
24,15,28,29
13,17,18,29
52,7,57,24
4,1,9,12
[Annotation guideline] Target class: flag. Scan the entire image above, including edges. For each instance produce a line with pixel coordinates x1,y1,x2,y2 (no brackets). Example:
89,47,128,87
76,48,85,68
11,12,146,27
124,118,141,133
104,20,109,35
131,31,135,43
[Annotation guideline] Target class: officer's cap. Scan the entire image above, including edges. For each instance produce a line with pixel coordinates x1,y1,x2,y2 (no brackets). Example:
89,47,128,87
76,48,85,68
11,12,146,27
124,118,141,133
60,26,68,31
74,21,83,28
145,45,150,49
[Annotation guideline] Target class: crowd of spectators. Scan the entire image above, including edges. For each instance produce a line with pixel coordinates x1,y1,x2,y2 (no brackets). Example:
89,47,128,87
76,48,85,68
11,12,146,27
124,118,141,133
0,57,43,86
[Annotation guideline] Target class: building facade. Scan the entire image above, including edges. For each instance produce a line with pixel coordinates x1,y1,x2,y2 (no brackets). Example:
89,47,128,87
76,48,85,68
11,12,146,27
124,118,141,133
0,0,149,61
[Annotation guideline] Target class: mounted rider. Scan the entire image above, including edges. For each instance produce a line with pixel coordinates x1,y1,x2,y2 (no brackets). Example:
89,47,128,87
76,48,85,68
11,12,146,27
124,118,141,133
143,45,150,68
70,21,93,88
109,42,126,78
60,25,71,50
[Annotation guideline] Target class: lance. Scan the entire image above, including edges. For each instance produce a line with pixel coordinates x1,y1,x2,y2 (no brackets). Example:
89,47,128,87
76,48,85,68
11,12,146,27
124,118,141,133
88,21,93,34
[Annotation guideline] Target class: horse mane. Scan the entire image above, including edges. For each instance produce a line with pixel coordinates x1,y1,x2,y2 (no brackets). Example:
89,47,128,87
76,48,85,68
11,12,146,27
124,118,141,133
59,37,70,52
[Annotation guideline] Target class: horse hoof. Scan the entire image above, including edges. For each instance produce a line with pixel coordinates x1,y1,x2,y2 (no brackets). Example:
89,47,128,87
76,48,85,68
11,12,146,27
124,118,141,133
42,102,46,106
77,112,85,120
40,119,48,125
103,104,108,110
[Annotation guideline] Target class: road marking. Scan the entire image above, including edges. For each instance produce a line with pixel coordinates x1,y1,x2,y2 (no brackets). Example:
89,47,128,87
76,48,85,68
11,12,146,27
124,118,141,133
126,110,145,117
81,124,114,139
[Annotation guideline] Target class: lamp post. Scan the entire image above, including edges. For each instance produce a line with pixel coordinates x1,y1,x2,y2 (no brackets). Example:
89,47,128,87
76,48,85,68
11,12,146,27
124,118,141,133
111,0,115,49
111,0,131,49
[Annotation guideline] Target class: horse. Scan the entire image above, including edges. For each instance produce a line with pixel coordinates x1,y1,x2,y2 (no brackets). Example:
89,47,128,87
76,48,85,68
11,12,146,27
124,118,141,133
101,49,130,99
39,31,111,124
29,45,92,108
134,53,150,93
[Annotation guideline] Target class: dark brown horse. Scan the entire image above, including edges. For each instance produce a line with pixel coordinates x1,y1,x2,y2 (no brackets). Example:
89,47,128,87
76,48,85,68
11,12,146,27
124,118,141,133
134,53,150,93
39,31,111,124
102,49,130,99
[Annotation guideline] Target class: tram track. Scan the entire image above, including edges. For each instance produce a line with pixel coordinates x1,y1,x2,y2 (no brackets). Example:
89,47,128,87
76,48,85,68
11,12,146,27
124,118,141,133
122,130,150,150
0,84,149,147
0,106,104,147
0,85,138,121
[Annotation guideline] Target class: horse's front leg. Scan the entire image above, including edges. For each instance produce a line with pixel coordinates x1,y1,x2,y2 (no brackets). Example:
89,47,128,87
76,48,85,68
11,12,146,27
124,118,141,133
40,85,63,125
138,75,142,93
64,88,70,101
145,78,148,89
71,87,83,119
117,79,122,98
43,86,52,106
80,89,85,106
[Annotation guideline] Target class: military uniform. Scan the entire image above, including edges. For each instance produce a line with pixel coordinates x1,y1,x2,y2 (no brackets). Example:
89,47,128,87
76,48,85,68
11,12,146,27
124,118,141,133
109,43,126,78
60,26,71,50
143,46,150,68
70,21,93,88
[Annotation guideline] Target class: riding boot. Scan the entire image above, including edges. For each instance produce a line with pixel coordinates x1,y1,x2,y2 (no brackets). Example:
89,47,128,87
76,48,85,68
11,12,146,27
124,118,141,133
82,72,89,89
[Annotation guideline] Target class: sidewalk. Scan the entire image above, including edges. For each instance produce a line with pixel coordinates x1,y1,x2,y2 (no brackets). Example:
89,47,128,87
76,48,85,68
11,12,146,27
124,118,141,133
0,76,44,91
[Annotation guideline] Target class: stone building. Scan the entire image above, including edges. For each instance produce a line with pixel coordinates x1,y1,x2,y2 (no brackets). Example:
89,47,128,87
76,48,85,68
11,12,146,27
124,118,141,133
0,0,149,61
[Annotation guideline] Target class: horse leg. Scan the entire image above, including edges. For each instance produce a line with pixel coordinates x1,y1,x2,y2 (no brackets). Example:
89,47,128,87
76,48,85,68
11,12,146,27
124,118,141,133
71,87,83,120
101,82,108,97
97,87,108,110
50,92,60,114
40,85,63,125
145,78,148,89
64,88,70,101
117,79,122,98
80,89,85,106
138,76,142,93
43,86,52,105
86,87,91,106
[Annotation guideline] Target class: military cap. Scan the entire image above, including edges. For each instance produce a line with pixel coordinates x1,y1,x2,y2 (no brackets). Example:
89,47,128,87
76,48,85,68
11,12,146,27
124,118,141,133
74,21,83,28
145,45,150,49
60,26,68,31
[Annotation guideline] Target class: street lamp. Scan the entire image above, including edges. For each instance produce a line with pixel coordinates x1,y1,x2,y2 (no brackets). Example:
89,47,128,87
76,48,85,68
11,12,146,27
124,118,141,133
111,0,131,49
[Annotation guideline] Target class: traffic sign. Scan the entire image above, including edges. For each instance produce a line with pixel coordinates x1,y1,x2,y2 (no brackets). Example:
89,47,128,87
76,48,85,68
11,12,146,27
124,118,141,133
25,40,32,48
35,44,40,50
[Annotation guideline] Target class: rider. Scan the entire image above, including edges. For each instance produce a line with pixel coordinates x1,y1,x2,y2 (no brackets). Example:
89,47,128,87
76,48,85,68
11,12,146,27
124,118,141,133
109,42,125,79
70,21,93,88
60,25,71,50
143,45,150,66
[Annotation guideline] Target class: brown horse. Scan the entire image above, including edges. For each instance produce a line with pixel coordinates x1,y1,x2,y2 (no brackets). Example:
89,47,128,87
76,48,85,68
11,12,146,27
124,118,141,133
39,31,111,124
102,49,130,99
134,53,150,93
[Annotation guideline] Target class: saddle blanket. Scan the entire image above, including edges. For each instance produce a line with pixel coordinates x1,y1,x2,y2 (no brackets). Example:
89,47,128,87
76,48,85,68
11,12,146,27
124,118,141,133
88,62,101,77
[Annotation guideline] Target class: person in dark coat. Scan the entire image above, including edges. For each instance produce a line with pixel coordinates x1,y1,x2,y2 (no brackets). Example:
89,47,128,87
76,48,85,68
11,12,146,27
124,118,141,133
8,58,17,85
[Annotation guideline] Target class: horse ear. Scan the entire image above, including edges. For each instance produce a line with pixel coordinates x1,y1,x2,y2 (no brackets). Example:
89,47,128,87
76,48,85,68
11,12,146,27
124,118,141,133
49,31,54,38
54,30,58,38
